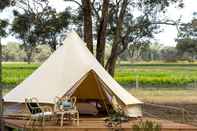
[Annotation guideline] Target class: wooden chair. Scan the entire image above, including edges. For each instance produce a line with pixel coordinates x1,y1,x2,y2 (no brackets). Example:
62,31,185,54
54,96,79,126
55,96,77,111
25,97,53,126
70,96,77,110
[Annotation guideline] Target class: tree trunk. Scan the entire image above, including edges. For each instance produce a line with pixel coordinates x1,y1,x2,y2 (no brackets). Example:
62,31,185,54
105,0,128,77
51,44,56,52
96,0,109,66
0,38,4,131
105,54,118,76
50,40,57,52
26,48,33,64
82,0,93,53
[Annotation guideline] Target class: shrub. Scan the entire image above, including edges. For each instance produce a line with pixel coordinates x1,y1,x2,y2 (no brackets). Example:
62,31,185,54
132,120,161,131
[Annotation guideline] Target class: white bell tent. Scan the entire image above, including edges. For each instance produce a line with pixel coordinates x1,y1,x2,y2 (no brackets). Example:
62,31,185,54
4,32,143,117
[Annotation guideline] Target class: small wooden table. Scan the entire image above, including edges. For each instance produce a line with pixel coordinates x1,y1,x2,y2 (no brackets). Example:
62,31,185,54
55,109,79,127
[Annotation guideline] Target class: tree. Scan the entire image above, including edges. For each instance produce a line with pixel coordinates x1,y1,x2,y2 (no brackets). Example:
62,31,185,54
81,0,93,53
105,0,130,76
160,46,178,62
32,45,51,62
34,7,71,51
176,14,197,61
66,0,183,76
96,0,110,65
128,41,150,61
2,42,26,61
105,0,183,76
176,38,197,61
11,12,37,64
11,0,71,63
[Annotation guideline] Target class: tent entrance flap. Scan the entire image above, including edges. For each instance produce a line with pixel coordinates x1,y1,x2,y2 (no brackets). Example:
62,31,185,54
71,71,110,102
65,70,112,115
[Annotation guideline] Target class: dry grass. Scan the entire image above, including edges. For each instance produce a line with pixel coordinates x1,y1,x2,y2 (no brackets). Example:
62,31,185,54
129,88,197,104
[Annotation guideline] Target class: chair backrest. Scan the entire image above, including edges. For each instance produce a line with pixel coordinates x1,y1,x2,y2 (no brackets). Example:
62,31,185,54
25,97,42,114
54,96,62,111
54,96,77,111
70,96,77,109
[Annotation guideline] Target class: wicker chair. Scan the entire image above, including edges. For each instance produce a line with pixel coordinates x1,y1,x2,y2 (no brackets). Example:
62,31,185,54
25,97,53,126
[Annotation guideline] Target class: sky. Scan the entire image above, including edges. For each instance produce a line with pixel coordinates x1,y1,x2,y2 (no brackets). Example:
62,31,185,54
0,0,197,47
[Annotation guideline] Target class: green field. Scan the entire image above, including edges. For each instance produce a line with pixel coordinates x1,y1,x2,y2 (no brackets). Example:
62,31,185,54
2,62,197,87
2,63,38,86
115,64,197,86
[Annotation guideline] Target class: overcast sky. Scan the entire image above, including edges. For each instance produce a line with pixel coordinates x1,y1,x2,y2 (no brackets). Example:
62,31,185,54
0,0,197,47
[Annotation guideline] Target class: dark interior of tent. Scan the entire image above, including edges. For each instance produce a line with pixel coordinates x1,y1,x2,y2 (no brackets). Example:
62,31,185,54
68,70,115,117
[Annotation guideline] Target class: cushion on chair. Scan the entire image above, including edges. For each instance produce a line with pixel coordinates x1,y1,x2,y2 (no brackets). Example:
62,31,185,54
62,100,72,110
27,102,42,114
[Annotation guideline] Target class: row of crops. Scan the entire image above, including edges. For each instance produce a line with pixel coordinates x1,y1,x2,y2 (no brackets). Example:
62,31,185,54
2,63,38,85
2,62,197,87
115,64,197,86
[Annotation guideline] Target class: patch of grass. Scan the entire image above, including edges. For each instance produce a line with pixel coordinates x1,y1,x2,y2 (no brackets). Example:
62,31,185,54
133,120,161,131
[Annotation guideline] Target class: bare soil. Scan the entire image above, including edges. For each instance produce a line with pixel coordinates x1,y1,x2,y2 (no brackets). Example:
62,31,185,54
143,102,197,126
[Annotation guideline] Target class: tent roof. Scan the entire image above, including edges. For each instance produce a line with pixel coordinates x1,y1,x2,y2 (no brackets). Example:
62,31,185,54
4,32,142,105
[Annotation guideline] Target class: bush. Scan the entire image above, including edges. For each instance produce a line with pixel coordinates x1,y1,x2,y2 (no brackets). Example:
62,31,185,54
133,120,161,131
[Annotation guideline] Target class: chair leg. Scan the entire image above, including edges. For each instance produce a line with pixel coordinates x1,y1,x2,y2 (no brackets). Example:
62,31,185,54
26,117,32,126
61,114,64,127
77,112,79,126
71,114,75,125
42,117,45,126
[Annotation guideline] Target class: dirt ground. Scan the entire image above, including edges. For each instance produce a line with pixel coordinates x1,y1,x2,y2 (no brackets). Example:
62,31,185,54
129,88,197,126
143,102,197,126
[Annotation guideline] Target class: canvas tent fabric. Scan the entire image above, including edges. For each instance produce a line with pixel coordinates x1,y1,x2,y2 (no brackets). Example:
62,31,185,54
4,32,143,117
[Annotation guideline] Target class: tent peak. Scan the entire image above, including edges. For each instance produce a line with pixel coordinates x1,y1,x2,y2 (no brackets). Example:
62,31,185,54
66,31,80,38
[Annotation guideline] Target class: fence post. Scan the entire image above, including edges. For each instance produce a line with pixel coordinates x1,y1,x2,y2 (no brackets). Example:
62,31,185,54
135,69,139,88
182,108,185,123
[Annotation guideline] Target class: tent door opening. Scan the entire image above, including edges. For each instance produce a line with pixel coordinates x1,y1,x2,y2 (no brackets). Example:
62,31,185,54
66,70,112,116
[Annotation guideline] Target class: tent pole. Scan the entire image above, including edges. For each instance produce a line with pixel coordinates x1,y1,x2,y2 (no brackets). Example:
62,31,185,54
93,71,110,115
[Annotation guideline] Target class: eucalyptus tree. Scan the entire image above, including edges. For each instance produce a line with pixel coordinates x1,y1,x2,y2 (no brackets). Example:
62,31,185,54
65,0,183,76
176,13,197,61
34,8,71,51
11,0,71,63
